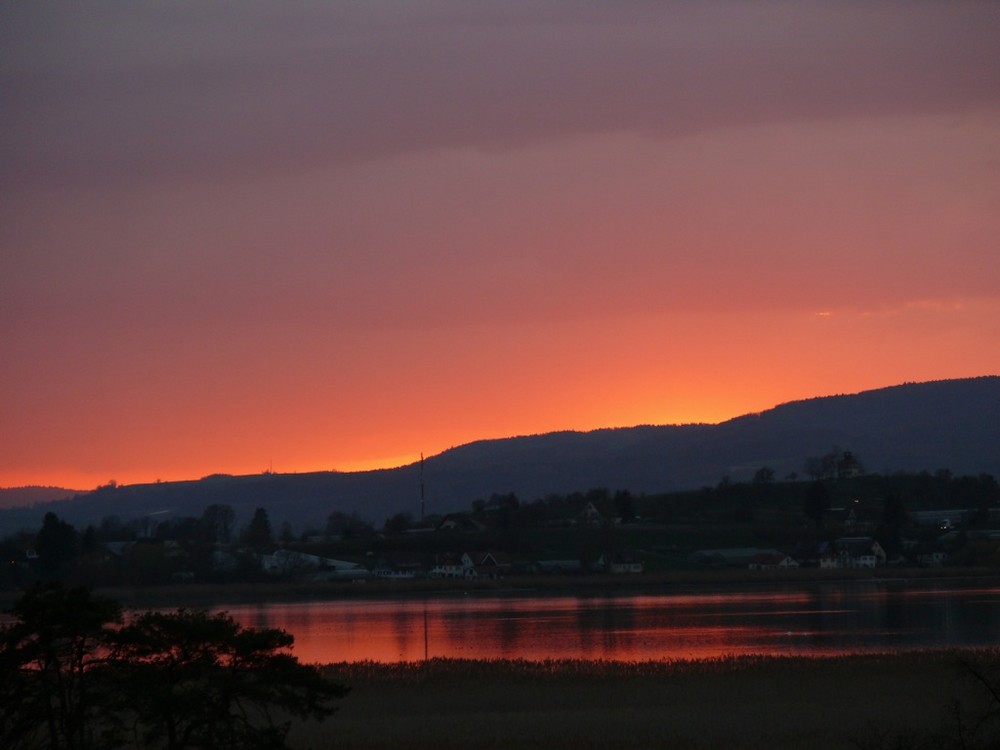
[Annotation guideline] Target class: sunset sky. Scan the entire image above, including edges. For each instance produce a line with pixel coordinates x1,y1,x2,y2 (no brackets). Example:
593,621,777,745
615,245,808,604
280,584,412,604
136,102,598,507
3,1,999,490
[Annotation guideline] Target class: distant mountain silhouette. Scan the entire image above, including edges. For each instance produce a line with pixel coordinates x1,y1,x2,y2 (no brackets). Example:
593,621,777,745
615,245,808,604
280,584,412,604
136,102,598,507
2,377,997,534
0,486,82,510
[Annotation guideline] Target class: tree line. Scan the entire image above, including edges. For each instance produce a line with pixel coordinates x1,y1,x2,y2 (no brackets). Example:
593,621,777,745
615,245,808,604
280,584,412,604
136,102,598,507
3,505,280,587
5,465,999,587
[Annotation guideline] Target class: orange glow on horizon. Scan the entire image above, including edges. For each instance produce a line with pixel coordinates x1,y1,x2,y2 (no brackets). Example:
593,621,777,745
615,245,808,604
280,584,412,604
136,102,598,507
3,4,999,499
5,369,994,492
0,393,840,490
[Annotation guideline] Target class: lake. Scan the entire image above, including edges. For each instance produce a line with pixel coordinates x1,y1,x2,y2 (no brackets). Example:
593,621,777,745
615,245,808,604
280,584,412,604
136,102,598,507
217,580,1000,664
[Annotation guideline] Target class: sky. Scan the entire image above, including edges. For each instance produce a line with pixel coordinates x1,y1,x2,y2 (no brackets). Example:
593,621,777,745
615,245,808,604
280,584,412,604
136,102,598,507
2,1,999,490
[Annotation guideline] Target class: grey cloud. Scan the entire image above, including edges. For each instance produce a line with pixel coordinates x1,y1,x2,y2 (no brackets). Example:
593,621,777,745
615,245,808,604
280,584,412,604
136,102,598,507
3,1,998,190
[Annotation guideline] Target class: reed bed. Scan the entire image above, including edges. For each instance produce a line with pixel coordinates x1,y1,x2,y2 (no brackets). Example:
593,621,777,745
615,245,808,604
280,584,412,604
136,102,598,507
297,651,1000,750
321,650,979,681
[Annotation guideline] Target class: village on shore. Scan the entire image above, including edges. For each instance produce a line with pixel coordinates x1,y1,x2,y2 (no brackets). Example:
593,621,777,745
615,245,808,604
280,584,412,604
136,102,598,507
5,451,1000,595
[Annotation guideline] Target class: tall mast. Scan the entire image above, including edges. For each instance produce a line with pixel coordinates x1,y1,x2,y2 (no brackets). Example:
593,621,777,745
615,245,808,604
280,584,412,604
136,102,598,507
420,452,425,523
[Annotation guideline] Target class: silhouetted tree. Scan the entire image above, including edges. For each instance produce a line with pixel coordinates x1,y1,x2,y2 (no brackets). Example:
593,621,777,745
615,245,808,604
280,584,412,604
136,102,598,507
383,512,413,535
35,512,79,576
613,490,636,523
1,584,347,750
803,481,831,528
201,504,236,546
874,493,907,559
80,525,99,557
98,515,132,543
881,492,907,527
836,450,864,478
241,508,273,554
751,467,776,506
487,493,520,512
0,582,123,750
326,512,371,540
111,609,346,750
129,540,174,585
805,447,841,480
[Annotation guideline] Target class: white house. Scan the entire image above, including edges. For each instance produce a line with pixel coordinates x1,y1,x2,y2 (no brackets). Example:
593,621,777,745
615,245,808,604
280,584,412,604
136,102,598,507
462,551,513,579
833,537,886,569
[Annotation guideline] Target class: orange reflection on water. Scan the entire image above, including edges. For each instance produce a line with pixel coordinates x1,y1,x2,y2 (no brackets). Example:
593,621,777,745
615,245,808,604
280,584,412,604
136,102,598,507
212,586,987,665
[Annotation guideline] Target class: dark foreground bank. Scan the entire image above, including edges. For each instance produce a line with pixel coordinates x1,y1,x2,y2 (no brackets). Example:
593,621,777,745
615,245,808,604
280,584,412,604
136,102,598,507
297,651,1000,750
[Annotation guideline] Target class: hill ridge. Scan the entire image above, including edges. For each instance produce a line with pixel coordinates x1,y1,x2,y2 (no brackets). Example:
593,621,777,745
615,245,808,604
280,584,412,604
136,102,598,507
1,376,997,534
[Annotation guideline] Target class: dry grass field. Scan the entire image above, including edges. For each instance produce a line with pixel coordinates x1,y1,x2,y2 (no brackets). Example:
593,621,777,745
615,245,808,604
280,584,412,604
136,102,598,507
293,651,1000,750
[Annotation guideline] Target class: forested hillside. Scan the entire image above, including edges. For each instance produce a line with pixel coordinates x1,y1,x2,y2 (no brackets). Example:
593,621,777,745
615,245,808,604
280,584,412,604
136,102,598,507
1,377,996,534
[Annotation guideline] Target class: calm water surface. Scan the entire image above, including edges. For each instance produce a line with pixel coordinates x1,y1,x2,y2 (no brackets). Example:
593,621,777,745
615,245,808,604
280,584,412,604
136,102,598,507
217,581,1000,663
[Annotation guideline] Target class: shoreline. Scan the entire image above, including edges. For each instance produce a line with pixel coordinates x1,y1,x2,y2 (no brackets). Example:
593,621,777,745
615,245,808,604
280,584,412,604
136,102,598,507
78,565,1000,610
5,566,999,611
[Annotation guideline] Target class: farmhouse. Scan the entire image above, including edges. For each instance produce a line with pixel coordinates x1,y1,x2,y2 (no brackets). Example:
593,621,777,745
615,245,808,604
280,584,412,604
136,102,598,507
429,551,513,579
465,551,513,579
833,537,886,568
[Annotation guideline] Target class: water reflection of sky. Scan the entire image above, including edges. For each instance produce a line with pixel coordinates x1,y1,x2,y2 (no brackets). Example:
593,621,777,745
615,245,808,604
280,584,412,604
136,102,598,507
215,583,1000,664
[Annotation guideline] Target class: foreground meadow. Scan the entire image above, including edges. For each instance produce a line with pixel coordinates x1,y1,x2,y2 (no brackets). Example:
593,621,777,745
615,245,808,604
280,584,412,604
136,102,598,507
301,651,1000,750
